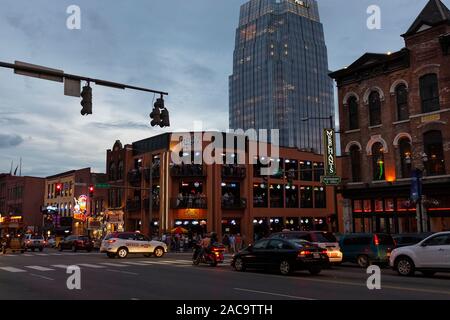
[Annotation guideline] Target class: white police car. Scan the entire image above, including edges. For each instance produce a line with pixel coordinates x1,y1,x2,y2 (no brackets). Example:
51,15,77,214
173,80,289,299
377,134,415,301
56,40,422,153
100,232,167,259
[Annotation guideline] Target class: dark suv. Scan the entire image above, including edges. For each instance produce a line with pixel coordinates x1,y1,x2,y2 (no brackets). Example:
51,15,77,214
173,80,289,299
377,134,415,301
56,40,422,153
58,235,94,252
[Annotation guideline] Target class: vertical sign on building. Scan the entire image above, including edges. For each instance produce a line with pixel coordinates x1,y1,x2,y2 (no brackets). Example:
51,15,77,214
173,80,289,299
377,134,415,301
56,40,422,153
321,129,341,185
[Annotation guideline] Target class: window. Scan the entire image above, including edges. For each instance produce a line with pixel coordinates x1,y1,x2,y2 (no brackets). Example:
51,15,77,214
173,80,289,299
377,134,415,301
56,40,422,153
343,236,371,245
313,162,324,182
299,161,313,181
267,240,285,250
423,234,450,246
369,91,382,126
285,185,298,208
109,162,116,181
270,184,283,208
253,239,269,249
300,186,313,208
349,145,361,182
424,130,446,176
117,161,124,180
314,187,326,208
399,138,412,178
348,96,359,130
253,183,268,208
420,74,440,113
372,142,385,181
396,84,409,121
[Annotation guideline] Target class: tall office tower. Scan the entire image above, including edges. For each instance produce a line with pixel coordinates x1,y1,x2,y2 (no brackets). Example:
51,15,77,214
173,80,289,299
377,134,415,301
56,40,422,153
229,0,334,153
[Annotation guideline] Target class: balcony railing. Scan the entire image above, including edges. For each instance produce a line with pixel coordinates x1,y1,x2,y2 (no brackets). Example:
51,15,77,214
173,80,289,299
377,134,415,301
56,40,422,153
170,196,207,209
126,199,141,212
170,165,206,177
128,169,142,186
222,198,247,210
222,165,246,179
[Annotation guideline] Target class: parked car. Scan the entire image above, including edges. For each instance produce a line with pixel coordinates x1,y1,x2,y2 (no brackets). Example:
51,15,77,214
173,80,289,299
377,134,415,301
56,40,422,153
231,238,329,276
47,237,56,248
24,234,46,252
390,231,450,277
338,233,395,268
100,232,168,259
269,231,343,264
58,235,94,252
392,233,433,248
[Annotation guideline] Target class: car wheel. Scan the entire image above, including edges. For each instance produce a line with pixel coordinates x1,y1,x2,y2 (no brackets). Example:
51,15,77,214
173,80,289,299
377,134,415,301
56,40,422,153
192,257,200,266
39,247,43,252
395,256,415,276
71,245,77,252
107,253,116,259
233,258,246,272
117,247,128,259
421,271,436,277
357,255,370,268
280,260,292,276
154,247,164,258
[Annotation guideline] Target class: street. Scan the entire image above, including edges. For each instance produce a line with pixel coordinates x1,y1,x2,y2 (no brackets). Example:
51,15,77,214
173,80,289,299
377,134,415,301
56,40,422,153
1,249,449,300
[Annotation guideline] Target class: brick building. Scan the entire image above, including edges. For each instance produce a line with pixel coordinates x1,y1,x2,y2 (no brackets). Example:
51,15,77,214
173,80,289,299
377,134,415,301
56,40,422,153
106,132,340,242
330,0,450,233
44,168,108,237
0,173,45,236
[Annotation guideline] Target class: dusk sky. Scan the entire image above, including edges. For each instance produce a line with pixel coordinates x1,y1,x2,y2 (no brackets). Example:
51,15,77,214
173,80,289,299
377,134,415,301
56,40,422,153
0,0,442,177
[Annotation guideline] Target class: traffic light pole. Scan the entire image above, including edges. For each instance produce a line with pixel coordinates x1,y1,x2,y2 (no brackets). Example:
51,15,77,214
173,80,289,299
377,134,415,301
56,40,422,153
0,60,169,96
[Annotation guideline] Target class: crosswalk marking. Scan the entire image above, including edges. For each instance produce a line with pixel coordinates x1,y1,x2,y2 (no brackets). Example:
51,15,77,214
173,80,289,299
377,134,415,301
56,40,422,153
49,253,63,256
51,265,70,269
120,261,149,266
25,266,55,272
78,263,106,269
0,267,26,273
99,262,128,267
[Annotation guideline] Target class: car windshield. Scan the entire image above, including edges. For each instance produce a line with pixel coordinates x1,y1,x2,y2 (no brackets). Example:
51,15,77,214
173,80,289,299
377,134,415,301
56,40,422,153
31,235,43,239
313,232,337,243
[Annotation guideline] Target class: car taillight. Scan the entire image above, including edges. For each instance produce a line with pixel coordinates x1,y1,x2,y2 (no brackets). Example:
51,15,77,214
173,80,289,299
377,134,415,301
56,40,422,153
374,234,380,246
321,249,328,254
298,250,312,257
107,239,116,244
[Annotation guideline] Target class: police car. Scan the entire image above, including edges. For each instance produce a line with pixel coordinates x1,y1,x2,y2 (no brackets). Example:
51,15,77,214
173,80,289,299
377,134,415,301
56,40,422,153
100,232,167,259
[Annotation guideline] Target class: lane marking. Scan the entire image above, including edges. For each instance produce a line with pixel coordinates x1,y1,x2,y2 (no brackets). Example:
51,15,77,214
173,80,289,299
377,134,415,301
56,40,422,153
29,273,54,281
120,261,149,266
25,266,55,272
0,267,26,273
78,264,105,269
234,288,315,300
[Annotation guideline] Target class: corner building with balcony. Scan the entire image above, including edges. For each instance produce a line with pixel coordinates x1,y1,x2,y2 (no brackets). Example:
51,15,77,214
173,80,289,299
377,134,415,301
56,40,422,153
330,0,450,234
105,132,339,242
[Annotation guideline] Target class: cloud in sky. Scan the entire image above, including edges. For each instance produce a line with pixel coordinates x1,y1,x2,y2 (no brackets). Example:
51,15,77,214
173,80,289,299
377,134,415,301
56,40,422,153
0,0,443,176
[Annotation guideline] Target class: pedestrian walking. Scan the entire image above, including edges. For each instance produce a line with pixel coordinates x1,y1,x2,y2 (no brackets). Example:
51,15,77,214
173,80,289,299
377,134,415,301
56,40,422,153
229,234,236,254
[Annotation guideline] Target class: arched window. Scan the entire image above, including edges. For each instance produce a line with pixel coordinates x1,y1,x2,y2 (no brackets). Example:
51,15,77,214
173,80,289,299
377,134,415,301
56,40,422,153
109,162,116,181
420,74,440,113
347,96,359,130
424,131,445,176
117,161,124,180
369,91,381,126
396,84,409,121
372,142,385,181
398,138,412,178
349,145,361,182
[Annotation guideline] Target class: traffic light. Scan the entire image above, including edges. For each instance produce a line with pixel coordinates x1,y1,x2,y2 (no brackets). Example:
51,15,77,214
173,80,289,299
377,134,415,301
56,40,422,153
150,96,170,128
150,107,161,127
80,84,93,116
89,185,94,198
56,184,62,196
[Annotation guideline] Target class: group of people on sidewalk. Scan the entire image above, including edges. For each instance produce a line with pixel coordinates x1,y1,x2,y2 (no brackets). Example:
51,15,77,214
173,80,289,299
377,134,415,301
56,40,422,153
221,233,244,254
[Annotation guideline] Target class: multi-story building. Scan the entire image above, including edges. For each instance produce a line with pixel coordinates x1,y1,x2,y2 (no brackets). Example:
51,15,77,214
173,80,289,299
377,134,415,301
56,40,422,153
0,173,45,236
44,168,108,236
106,132,340,242
229,0,334,153
330,0,450,234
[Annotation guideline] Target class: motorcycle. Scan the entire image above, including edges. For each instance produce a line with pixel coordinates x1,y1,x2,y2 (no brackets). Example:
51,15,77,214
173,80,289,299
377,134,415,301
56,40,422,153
192,242,225,267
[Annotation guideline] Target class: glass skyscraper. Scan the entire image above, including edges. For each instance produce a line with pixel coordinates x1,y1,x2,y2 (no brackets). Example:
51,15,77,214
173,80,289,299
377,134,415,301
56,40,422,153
229,0,334,153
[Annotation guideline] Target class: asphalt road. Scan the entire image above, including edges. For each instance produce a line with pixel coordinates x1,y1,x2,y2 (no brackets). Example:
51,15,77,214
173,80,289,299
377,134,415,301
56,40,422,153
1,249,450,300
